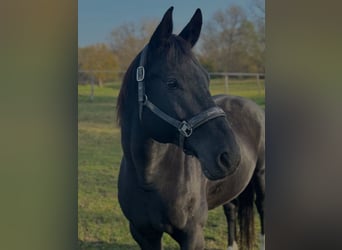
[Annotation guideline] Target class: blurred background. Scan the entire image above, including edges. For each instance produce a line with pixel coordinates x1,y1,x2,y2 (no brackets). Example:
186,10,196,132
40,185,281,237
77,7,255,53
2,0,341,250
78,0,265,92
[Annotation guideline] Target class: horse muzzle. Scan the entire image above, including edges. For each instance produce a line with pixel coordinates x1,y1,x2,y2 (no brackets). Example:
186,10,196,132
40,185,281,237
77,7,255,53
198,148,241,181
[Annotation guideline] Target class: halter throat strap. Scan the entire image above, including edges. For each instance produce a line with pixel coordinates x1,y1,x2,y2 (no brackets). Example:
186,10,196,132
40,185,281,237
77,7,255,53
136,45,226,150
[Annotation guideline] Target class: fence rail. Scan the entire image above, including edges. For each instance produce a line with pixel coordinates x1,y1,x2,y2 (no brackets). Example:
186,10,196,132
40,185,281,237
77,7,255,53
209,72,264,77
78,71,265,101
208,72,265,94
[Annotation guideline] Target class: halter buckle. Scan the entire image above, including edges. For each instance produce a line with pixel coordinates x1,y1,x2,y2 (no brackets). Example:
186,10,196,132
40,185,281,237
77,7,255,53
136,66,145,82
178,121,193,137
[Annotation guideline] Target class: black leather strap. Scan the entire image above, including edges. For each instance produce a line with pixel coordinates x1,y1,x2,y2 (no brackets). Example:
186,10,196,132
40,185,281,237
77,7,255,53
143,98,226,149
137,45,148,120
143,98,182,129
188,107,226,129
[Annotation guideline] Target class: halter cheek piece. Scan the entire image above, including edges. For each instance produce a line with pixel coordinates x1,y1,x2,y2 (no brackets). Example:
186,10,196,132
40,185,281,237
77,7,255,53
136,45,226,152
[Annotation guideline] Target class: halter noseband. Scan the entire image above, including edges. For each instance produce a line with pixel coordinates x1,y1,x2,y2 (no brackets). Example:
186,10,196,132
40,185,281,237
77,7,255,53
136,45,227,152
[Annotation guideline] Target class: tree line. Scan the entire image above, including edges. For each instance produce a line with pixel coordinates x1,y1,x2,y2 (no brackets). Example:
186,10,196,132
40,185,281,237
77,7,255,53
78,2,264,85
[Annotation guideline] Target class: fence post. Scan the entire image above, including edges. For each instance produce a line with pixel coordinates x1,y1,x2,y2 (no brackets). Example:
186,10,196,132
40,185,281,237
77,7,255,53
90,76,94,102
256,74,261,95
224,74,229,94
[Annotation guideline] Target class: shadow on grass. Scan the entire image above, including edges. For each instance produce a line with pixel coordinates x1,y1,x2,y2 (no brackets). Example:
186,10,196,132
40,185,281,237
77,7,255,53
78,240,179,250
79,240,138,250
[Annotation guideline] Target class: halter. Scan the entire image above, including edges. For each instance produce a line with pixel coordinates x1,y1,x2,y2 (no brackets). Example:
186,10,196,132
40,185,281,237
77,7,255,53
136,45,227,152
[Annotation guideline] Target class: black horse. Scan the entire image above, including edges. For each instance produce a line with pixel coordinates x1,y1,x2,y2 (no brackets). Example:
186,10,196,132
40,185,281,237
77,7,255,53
117,7,265,250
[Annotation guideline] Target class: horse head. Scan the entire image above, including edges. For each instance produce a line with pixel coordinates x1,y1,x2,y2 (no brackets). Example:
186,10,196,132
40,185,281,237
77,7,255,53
126,7,241,180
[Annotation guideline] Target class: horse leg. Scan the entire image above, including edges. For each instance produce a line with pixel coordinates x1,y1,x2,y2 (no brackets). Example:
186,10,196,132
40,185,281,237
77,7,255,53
223,202,238,250
129,223,163,250
254,160,265,250
171,224,205,250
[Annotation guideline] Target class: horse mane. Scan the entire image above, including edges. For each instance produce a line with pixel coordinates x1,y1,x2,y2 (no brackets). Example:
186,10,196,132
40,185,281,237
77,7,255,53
116,35,194,127
116,52,140,127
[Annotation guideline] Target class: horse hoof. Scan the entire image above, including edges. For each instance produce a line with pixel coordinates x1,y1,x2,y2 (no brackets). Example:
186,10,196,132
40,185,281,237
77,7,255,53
259,234,265,250
227,241,238,250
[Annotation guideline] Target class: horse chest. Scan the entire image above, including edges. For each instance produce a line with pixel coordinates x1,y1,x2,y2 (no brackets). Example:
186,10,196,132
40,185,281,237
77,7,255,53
121,161,205,231
155,192,197,230
121,184,202,233
146,179,201,229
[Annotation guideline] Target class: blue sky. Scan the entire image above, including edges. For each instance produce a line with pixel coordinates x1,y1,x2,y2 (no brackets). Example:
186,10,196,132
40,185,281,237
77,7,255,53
78,0,253,47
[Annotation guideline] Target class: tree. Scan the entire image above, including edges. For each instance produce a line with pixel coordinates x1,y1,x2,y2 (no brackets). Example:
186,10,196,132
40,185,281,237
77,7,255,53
251,0,265,72
199,4,265,73
108,19,158,72
78,43,119,86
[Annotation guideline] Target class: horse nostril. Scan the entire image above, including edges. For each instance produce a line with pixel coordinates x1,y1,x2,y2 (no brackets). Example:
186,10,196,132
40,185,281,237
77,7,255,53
217,152,241,170
219,152,230,168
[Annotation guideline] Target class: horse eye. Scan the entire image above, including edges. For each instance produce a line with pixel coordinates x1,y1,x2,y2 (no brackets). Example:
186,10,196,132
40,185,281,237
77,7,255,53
166,78,178,90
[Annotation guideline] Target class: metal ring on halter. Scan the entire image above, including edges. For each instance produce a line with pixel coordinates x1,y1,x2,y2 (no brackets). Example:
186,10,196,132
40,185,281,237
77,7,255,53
142,94,148,105
178,121,193,137
136,66,145,82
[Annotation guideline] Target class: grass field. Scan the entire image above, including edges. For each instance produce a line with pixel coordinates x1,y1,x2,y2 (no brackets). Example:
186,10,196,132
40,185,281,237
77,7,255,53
78,78,265,250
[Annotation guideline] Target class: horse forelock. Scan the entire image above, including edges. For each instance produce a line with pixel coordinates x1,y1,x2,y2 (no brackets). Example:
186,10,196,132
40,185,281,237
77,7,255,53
166,35,193,64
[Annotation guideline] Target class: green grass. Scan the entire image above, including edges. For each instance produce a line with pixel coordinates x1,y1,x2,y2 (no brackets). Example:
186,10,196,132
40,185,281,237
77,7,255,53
78,79,265,250
209,78,265,108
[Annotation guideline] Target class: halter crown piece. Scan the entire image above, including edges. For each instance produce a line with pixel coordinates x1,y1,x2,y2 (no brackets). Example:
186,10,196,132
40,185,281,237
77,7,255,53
136,45,227,152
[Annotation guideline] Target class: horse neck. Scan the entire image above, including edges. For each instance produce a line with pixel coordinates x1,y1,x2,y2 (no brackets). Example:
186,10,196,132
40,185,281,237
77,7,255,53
121,111,200,190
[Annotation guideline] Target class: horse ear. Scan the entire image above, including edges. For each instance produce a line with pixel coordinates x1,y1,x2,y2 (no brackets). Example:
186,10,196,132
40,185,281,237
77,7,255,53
149,6,174,48
178,8,202,47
